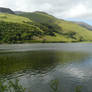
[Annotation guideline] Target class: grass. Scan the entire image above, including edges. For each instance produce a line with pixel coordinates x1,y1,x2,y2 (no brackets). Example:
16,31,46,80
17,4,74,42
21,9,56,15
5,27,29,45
43,33,73,42
56,20,92,41
18,11,57,23
0,13,44,43
18,11,92,42
0,12,92,43
0,13,31,23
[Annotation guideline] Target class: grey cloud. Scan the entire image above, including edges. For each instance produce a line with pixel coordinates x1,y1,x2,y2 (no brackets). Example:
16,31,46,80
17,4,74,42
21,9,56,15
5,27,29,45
0,0,92,19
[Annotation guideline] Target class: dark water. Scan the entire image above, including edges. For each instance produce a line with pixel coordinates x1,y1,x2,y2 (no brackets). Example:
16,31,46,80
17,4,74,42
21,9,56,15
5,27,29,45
0,43,92,92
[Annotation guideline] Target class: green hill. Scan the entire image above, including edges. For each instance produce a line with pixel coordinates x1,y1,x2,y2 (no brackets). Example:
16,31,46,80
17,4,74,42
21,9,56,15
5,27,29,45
0,13,31,23
18,11,92,42
74,21,92,31
0,11,92,43
0,13,43,43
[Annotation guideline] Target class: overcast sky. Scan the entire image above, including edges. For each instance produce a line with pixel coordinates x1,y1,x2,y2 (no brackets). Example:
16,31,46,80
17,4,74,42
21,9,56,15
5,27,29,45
0,0,92,25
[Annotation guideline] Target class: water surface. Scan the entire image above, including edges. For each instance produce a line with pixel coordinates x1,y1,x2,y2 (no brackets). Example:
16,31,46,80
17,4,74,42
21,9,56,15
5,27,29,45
0,43,92,92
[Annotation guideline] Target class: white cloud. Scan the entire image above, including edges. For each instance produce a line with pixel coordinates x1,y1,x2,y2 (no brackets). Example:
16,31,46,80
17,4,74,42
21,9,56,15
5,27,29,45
0,0,92,19
62,4,87,18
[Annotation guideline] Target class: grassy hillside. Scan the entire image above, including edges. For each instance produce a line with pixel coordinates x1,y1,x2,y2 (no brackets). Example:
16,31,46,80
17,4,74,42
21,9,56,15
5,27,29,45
0,13,31,23
18,11,57,23
56,20,92,41
74,21,92,31
0,13,43,43
18,11,92,42
0,12,92,43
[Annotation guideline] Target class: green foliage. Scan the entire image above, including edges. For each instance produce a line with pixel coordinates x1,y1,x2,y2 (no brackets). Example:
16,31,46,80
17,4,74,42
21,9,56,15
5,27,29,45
50,79,59,92
75,86,82,92
0,79,83,92
0,21,43,43
0,12,92,43
18,12,62,36
0,13,31,23
18,12,56,23
18,11,92,42
0,79,26,92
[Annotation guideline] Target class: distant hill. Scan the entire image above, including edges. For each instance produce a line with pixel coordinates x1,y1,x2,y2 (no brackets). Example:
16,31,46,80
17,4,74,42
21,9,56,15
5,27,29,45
0,13,43,43
0,7,15,14
14,11,25,14
18,11,92,42
0,8,92,43
74,22,92,31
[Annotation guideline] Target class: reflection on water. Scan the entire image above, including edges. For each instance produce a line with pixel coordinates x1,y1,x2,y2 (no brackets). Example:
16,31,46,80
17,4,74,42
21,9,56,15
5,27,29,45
0,51,88,77
0,78,83,92
0,79,25,92
50,79,59,92
0,43,92,92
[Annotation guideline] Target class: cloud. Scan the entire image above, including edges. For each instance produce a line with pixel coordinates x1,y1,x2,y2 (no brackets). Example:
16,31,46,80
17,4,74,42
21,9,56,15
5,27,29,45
61,4,87,18
0,0,92,19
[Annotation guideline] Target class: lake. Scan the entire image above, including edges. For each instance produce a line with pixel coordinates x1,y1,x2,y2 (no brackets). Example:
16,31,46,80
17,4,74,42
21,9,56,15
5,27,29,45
0,43,92,92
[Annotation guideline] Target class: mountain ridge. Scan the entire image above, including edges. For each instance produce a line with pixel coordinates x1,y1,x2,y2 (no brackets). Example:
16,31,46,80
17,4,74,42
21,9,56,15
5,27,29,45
0,7,92,43
0,7,15,14
74,21,92,31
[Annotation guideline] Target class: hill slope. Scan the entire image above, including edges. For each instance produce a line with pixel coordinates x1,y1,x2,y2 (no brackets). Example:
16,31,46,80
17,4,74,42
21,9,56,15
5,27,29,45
0,7,15,14
18,11,92,42
0,13,43,43
74,21,92,31
0,11,92,43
